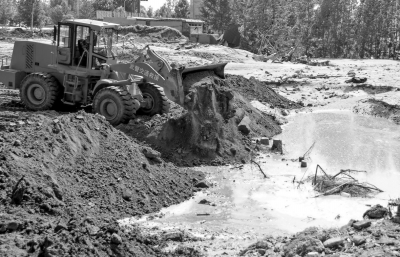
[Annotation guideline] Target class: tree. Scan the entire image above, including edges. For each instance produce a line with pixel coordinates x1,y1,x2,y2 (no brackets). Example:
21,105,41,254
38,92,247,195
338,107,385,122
18,0,49,28
93,0,114,11
0,0,17,25
140,5,148,17
201,0,232,32
48,0,70,24
174,0,189,18
147,6,153,17
155,0,176,17
78,0,95,19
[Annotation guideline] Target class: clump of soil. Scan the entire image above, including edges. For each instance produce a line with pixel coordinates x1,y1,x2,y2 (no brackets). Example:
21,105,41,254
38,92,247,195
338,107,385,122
118,73,290,166
0,111,203,256
354,98,400,124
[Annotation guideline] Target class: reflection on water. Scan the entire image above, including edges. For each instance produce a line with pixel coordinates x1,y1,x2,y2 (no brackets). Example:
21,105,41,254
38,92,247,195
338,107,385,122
278,110,400,173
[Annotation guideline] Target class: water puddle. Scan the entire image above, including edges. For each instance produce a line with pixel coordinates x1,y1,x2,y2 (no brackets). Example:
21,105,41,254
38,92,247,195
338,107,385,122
119,110,400,255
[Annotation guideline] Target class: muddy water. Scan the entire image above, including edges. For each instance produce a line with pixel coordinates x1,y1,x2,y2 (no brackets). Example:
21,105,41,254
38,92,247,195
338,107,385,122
119,111,400,256
277,110,400,196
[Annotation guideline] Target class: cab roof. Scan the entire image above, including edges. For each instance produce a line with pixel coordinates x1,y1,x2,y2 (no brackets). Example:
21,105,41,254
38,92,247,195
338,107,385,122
63,19,119,31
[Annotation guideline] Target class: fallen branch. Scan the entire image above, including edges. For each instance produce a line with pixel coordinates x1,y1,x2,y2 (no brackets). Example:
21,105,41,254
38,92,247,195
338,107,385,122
251,160,269,179
313,182,350,198
302,142,316,159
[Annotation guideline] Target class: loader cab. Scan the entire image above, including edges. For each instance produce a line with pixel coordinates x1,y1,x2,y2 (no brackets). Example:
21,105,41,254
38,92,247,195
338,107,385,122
55,19,119,70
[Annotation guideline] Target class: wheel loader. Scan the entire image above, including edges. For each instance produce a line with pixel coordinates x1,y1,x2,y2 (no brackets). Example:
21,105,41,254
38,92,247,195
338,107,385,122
0,19,227,125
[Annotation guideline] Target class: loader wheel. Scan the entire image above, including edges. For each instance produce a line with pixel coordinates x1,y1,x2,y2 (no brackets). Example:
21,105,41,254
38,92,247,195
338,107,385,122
20,73,60,110
93,86,136,126
136,83,170,116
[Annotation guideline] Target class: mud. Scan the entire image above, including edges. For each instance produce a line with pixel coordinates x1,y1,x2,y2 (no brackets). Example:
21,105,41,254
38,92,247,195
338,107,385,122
118,73,288,167
0,110,203,256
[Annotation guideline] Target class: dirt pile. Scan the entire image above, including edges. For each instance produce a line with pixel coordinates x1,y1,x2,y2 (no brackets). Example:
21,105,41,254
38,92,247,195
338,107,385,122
119,25,187,42
354,98,400,125
240,207,400,257
118,73,293,166
224,75,302,109
0,110,203,256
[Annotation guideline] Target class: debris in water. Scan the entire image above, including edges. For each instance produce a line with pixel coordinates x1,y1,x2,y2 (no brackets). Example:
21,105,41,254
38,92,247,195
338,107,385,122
310,165,383,198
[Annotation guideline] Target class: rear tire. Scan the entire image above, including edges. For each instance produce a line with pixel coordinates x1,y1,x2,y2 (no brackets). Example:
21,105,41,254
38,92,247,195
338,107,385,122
20,73,60,110
136,83,170,116
93,86,136,126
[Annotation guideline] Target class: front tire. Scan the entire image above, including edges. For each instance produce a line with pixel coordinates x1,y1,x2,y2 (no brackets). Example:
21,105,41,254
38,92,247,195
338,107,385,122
136,83,170,116
93,86,136,126
20,73,60,110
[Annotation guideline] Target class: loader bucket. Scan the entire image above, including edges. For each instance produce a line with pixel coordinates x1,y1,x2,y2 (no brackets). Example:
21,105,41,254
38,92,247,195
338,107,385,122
182,63,228,80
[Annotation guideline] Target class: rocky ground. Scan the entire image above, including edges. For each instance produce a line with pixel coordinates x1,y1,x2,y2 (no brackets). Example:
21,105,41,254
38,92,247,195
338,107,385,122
240,204,400,257
1,28,400,256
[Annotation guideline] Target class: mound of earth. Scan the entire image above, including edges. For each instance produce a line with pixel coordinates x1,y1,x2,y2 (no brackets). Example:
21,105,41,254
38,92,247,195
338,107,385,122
224,75,301,109
120,25,187,42
118,73,292,166
0,111,203,256
354,98,400,124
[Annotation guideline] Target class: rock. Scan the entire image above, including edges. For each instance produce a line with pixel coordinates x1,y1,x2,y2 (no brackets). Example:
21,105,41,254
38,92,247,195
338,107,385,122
259,137,269,145
340,192,351,197
352,236,366,246
142,147,161,159
230,148,237,156
283,236,324,257
323,237,344,248
0,223,6,233
76,115,84,120
301,161,307,168
238,116,252,135
234,108,246,124
164,231,184,241
111,233,122,244
122,189,133,201
41,187,54,198
271,140,283,153
281,110,289,116
257,249,266,255
363,204,388,219
40,203,52,212
13,140,21,146
306,252,319,257
194,181,209,189
377,237,396,245
392,216,400,224
11,180,26,204
54,222,68,233
199,199,211,205
52,186,63,200
348,70,356,77
7,221,20,232
352,220,371,230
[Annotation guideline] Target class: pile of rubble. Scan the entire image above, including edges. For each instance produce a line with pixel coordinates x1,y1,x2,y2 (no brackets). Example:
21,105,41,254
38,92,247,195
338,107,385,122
0,111,204,256
240,204,400,257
